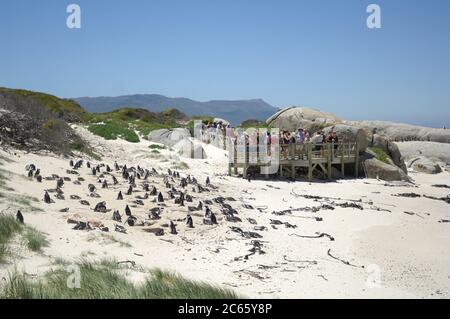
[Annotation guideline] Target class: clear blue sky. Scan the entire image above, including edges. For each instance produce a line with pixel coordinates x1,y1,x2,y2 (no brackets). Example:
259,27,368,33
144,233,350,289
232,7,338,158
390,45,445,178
1,0,449,127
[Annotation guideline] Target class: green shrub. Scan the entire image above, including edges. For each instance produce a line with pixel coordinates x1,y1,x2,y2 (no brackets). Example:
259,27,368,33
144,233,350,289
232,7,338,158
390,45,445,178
369,147,391,165
88,121,140,143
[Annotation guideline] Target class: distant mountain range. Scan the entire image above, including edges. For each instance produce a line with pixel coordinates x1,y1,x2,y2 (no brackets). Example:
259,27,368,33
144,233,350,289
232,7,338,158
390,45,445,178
75,94,278,125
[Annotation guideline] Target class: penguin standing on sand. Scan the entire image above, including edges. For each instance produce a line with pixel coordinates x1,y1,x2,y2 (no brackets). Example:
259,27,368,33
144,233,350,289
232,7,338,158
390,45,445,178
117,191,123,200
210,211,218,224
126,185,133,195
44,191,51,204
186,214,194,228
112,210,122,222
125,205,132,216
16,210,24,224
170,221,177,235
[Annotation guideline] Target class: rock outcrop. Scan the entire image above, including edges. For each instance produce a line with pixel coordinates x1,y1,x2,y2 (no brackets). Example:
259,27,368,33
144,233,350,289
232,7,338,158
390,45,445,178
369,134,407,172
346,120,450,143
396,141,450,165
148,128,207,159
266,107,341,132
323,124,369,152
173,139,207,159
147,128,191,147
408,156,442,174
363,157,410,182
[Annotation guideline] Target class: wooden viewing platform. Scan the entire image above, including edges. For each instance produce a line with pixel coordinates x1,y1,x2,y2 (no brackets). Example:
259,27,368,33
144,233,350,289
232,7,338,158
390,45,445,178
228,142,360,181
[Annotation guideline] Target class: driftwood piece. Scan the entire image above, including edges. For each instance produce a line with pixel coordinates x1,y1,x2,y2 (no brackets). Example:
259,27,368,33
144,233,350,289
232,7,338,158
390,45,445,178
289,232,335,241
283,255,317,265
327,249,364,268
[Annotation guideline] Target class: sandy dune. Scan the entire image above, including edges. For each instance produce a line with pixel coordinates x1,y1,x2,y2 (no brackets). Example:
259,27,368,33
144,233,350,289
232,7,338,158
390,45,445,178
1,126,449,298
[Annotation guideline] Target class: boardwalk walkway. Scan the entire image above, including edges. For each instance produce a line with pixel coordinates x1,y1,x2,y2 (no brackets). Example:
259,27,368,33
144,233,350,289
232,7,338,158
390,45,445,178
228,142,360,181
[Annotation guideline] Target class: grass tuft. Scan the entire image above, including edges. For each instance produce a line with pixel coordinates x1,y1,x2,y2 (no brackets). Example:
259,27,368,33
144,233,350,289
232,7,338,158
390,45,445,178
23,227,49,252
0,214,23,262
0,259,240,299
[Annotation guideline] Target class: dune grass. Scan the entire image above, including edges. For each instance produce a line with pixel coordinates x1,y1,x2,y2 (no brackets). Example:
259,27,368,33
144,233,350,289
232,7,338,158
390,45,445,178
87,233,132,248
0,259,240,299
0,192,42,212
0,168,15,192
0,214,49,262
0,214,23,262
22,227,49,252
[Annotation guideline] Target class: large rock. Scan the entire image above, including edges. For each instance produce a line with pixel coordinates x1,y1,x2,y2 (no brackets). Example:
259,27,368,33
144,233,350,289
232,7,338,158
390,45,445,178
370,134,407,172
396,141,450,165
363,158,410,182
173,139,207,159
323,124,369,152
408,156,442,174
266,107,341,132
147,128,191,147
346,120,450,143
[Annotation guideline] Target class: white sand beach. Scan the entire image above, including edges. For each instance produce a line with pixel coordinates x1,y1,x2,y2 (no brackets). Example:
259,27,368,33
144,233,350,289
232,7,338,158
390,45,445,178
1,126,449,299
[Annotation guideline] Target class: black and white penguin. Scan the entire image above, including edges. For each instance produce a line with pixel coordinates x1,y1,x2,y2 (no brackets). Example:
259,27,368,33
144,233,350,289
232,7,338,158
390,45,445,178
125,205,132,216
186,214,194,228
169,221,177,235
112,210,121,222
126,185,133,195
16,210,24,224
157,192,164,203
44,191,51,204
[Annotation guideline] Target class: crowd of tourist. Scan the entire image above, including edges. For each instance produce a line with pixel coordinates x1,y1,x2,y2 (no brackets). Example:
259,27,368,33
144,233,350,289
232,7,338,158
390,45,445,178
197,121,341,152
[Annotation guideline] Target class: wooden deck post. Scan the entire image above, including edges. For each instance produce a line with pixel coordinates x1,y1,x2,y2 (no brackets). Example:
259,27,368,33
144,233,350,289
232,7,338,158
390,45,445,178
233,147,238,175
307,144,313,182
354,142,359,178
327,143,332,180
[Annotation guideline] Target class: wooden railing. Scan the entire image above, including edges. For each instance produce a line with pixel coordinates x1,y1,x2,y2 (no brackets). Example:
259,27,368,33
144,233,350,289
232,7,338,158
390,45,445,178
231,142,358,165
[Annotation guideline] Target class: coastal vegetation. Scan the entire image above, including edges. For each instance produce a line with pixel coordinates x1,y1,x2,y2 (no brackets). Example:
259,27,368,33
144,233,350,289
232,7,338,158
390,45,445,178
0,259,240,299
0,214,48,262
369,147,392,165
